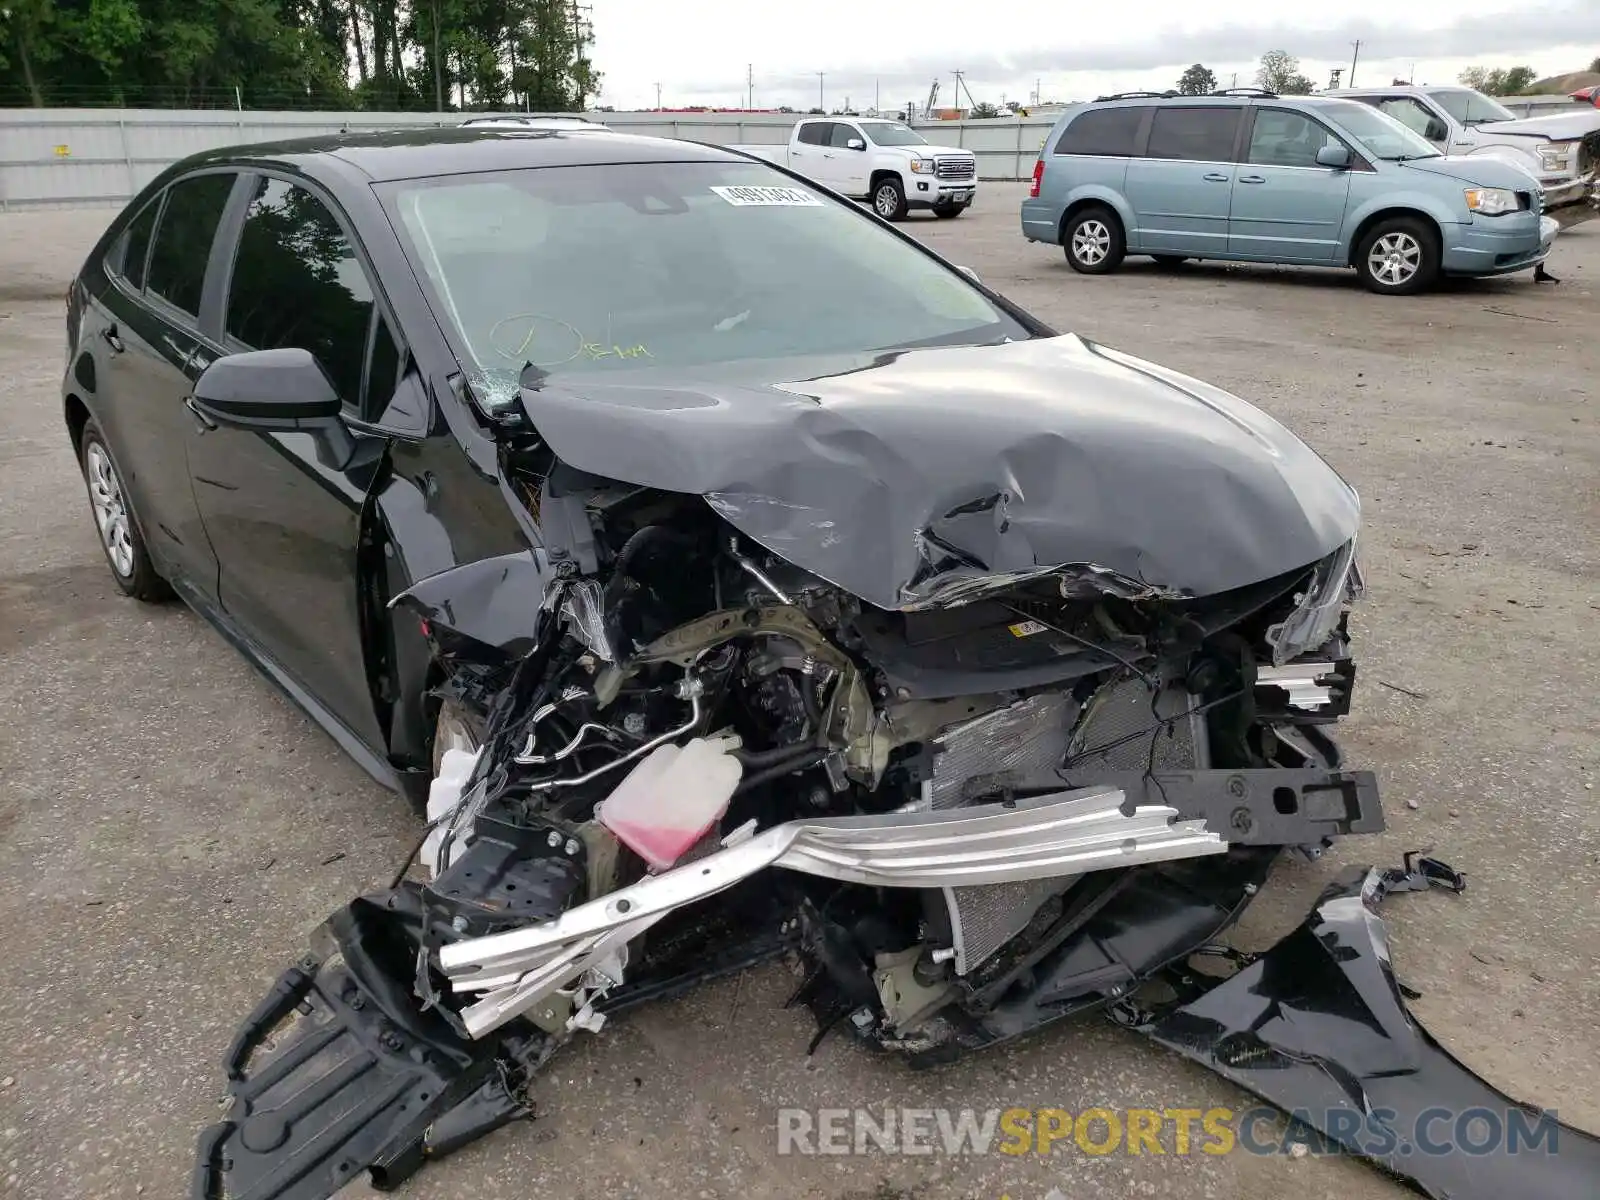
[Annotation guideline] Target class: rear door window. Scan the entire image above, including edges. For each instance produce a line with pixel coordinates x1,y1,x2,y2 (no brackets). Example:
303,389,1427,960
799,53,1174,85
1055,107,1145,156
828,123,862,148
1146,107,1242,162
797,122,832,146
223,176,376,412
144,172,236,319
111,198,161,289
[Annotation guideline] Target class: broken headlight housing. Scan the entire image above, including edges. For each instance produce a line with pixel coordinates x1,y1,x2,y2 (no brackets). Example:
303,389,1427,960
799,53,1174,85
1265,537,1363,666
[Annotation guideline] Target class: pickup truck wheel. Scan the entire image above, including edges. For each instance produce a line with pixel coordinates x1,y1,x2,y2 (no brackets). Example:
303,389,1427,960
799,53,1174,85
1355,217,1439,295
1063,206,1125,274
872,178,908,221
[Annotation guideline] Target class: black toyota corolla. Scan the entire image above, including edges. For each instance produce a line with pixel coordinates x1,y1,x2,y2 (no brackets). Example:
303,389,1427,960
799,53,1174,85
63,129,1566,1200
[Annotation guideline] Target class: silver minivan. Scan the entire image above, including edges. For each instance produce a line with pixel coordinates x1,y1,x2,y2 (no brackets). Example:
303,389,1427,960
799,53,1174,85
1022,91,1559,294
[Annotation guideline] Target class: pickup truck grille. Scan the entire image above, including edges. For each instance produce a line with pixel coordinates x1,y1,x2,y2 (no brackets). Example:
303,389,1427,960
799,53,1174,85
936,156,977,181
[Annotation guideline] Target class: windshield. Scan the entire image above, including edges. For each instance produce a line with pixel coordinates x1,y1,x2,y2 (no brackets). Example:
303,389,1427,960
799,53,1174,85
1318,101,1442,160
860,121,928,147
383,161,1023,406
1429,89,1515,125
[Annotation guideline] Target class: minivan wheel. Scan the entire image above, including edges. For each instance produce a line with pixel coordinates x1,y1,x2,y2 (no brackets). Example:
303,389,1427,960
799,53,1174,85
1355,217,1439,295
873,178,908,221
79,420,171,602
1063,207,1125,274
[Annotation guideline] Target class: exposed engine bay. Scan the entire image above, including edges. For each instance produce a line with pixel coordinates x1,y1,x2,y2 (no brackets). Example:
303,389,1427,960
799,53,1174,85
190,444,1595,1200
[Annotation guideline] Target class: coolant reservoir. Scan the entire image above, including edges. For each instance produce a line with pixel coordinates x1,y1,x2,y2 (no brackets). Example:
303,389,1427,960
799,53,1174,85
596,738,743,871
422,746,480,878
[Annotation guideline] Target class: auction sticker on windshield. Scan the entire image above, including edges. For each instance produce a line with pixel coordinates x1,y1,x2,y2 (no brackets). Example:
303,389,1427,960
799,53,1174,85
711,185,823,207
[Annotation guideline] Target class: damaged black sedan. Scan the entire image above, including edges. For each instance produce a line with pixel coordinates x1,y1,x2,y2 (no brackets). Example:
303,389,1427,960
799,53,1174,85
61,128,1590,1200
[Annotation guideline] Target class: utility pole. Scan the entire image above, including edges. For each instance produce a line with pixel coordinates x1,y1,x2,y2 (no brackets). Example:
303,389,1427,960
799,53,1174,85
1349,40,1362,87
655,82,662,109
747,63,753,109
817,72,824,112
874,78,879,113
431,0,442,112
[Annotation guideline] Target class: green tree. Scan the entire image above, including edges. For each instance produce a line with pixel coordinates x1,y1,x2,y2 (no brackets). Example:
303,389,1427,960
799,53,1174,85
968,100,1001,118
1176,63,1216,95
1459,65,1490,90
1282,73,1315,95
1497,65,1536,94
1256,49,1305,94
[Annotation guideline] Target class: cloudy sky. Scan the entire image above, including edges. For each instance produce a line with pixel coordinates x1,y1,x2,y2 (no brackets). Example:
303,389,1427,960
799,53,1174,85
588,1,1600,111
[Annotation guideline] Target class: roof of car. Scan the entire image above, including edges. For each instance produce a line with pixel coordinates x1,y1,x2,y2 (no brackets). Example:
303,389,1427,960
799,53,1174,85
177,126,740,183
1079,91,1363,110
1323,85,1460,96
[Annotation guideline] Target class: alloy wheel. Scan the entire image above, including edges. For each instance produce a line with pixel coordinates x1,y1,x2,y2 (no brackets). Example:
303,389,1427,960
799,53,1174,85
1073,220,1111,266
1368,232,1421,288
875,185,899,218
85,443,135,577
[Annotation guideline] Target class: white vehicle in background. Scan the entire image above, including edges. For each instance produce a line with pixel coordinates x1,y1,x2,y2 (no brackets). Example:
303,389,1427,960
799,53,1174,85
731,117,978,220
1327,86,1598,224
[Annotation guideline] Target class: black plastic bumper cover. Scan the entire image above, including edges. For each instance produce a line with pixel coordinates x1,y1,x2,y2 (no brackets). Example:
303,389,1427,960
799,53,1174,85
1137,861,1600,1199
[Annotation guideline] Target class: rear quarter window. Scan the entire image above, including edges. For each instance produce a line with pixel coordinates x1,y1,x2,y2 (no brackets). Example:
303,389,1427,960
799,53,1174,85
1055,107,1146,156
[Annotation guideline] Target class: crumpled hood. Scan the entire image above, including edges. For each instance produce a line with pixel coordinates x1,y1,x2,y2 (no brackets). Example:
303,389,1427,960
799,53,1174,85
517,335,1360,611
1475,110,1600,141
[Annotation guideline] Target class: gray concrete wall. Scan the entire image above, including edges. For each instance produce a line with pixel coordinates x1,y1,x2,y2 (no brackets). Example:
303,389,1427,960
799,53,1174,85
0,108,1058,208
2,94,1581,209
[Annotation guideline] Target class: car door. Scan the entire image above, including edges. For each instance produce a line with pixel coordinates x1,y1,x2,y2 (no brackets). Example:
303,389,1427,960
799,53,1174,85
790,120,833,183
1123,106,1243,255
827,121,870,195
184,172,395,751
1227,108,1356,262
90,174,238,595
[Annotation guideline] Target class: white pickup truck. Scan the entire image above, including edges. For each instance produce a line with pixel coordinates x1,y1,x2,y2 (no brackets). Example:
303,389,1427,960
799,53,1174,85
731,117,979,221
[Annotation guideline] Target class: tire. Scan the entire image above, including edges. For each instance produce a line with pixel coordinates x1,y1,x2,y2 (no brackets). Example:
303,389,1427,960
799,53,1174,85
1355,216,1440,295
932,202,965,219
78,419,171,602
1062,206,1125,274
1151,254,1187,267
872,177,908,221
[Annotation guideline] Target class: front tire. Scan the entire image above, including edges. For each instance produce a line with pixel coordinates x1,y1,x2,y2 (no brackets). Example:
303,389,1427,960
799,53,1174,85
78,419,171,602
1355,217,1439,295
1063,206,1125,274
872,177,908,221
932,202,965,219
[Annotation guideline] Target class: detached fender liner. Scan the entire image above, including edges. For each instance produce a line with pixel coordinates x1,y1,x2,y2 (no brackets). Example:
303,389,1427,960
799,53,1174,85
1136,863,1600,1199
191,893,506,1200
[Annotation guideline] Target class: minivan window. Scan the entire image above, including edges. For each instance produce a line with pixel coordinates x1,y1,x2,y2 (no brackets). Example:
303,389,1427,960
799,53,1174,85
384,160,1026,406
113,198,161,290
1247,109,1342,168
224,177,376,410
1428,89,1514,126
1055,106,1144,156
1320,101,1441,160
797,122,831,146
1146,107,1240,162
144,173,235,318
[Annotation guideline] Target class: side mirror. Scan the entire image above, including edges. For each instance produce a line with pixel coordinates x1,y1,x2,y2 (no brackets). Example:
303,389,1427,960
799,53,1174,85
846,137,866,151
1315,144,1353,169
1423,117,1448,140
192,348,356,469
193,347,342,427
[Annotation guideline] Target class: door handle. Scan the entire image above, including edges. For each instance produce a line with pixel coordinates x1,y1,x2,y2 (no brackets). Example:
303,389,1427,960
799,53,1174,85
101,325,125,354
1239,175,1266,184
184,395,217,432
1203,172,1230,182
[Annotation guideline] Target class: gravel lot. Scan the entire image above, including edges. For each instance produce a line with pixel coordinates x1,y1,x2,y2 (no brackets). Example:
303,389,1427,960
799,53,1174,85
1,183,1596,1200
